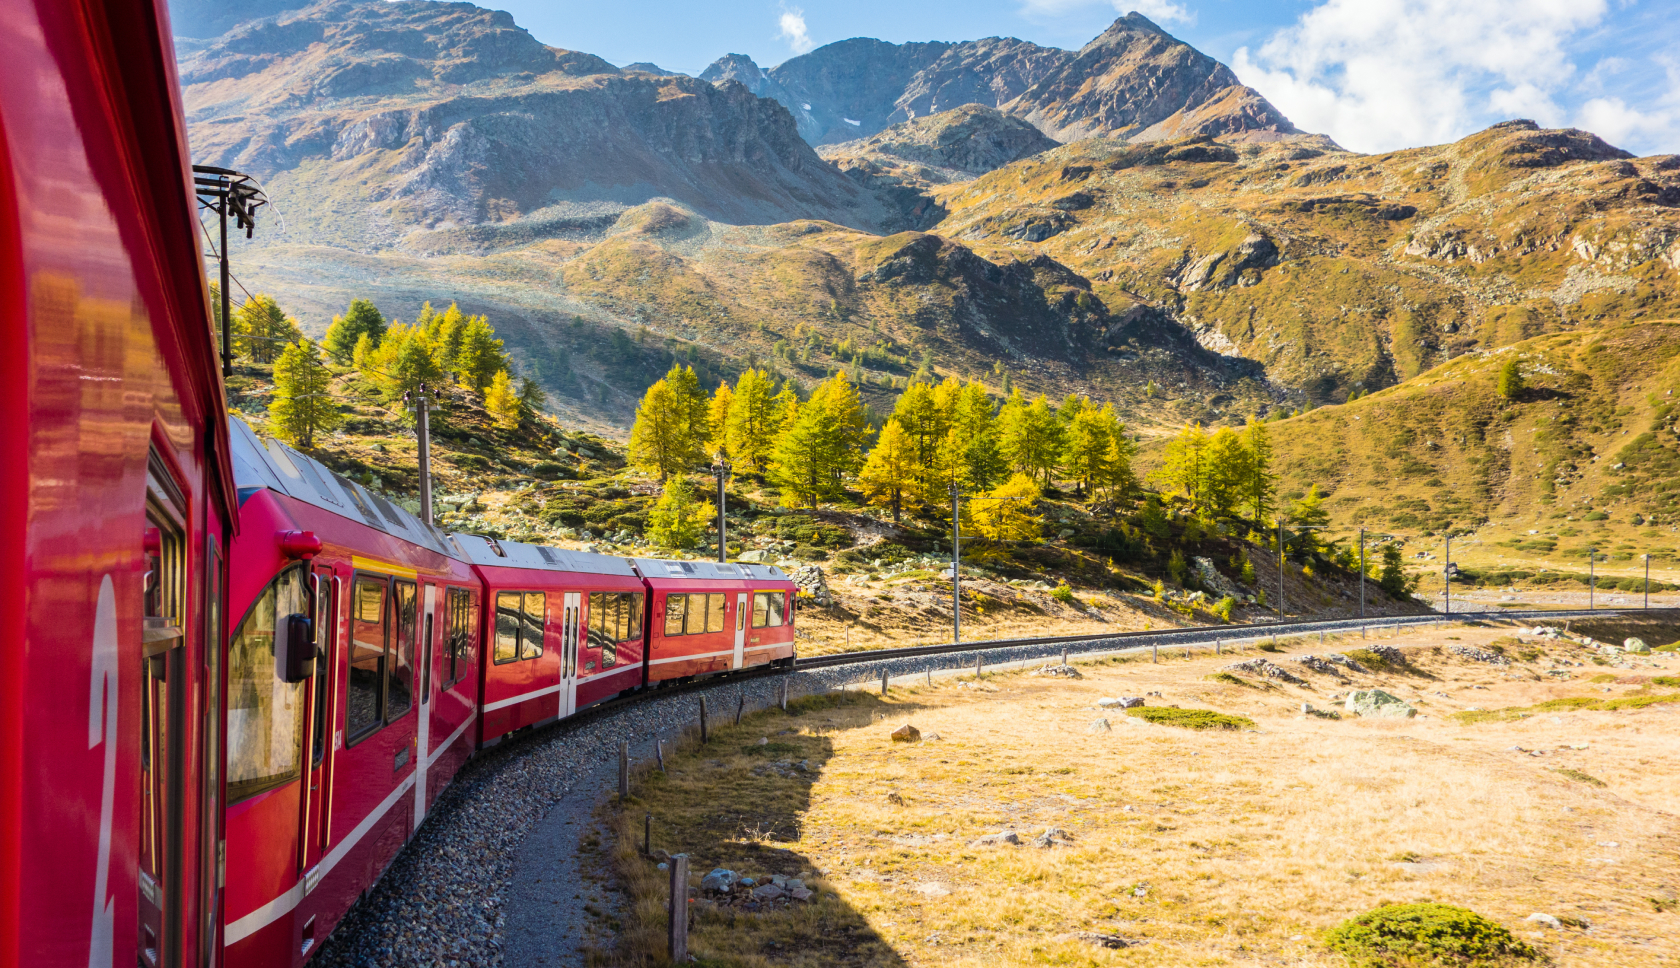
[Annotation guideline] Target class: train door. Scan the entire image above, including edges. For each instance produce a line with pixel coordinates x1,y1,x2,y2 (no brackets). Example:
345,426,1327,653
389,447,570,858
302,564,337,888
561,592,581,717
733,592,748,669
415,583,437,826
140,462,189,968
199,535,226,968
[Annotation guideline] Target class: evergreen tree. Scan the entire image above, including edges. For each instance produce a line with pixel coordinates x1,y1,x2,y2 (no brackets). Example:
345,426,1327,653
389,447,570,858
1290,483,1330,529
665,364,710,446
424,303,470,377
971,473,1042,542
517,377,547,421
456,316,508,392
1094,405,1137,500
809,372,868,479
267,338,339,448
1241,418,1275,523
360,323,444,403
1379,542,1410,598
891,382,947,498
234,293,302,364
647,476,715,550
486,370,521,430
771,395,842,507
725,369,777,472
858,418,916,523
322,298,385,364
628,377,701,481
1496,357,1524,400
947,382,1005,489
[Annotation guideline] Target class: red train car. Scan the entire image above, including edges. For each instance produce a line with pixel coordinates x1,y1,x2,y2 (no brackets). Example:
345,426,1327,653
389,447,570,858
1,1,237,966
633,558,798,682
223,421,801,966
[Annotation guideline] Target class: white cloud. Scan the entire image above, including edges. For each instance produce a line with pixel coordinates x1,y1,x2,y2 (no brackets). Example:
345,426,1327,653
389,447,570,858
1018,0,1195,27
1231,0,1611,153
778,5,814,54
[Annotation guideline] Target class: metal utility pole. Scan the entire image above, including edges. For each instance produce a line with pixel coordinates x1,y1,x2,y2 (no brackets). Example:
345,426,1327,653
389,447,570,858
403,383,437,527
1275,519,1285,621
1358,528,1366,619
951,483,962,645
1443,534,1451,616
1645,553,1651,609
1587,547,1597,610
710,451,730,563
192,165,266,376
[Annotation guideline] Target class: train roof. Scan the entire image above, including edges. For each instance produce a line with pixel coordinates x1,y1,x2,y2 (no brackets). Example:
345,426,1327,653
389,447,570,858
228,418,791,583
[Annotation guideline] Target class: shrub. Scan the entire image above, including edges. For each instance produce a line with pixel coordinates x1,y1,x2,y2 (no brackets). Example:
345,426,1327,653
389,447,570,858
1168,549,1188,586
1324,902,1536,968
1051,583,1075,604
1550,767,1606,787
1654,676,1680,687
1213,596,1236,622
531,460,564,479
1205,672,1253,688
1126,707,1255,730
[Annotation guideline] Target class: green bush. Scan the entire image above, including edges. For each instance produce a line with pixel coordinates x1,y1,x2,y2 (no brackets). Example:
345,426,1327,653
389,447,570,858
1550,767,1606,787
1050,583,1075,604
1323,902,1536,968
1126,707,1255,730
1205,672,1253,688
1213,595,1236,622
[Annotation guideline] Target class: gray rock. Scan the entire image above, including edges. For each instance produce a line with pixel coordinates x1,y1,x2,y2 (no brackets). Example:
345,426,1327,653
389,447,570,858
1224,659,1307,685
1323,653,1369,673
1098,696,1144,708
1033,827,1074,848
752,883,785,901
738,549,767,563
1088,718,1111,733
1346,689,1416,718
968,830,1022,847
1191,557,1246,598
700,868,737,892
1036,663,1083,678
789,887,814,901
1448,645,1509,664
1625,637,1650,654
1526,913,1562,929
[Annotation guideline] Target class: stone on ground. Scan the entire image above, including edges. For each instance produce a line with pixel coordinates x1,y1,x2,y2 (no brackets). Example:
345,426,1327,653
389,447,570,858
890,723,921,742
1346,689,1416,718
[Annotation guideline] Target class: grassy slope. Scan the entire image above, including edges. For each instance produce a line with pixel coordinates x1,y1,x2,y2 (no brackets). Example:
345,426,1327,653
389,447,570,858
1158,321,1680,584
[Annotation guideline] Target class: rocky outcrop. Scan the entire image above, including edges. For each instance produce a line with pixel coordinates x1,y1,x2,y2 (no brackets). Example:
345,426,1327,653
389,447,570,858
1002,14,1297,143
821,105,1059,183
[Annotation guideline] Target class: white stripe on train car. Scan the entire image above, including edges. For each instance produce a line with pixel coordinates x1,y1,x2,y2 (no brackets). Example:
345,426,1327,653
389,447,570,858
482,682,562,713
647,648,738,666
225,711,479,946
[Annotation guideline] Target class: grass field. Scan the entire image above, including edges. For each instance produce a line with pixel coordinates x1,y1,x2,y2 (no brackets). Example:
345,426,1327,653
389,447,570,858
603,616,1680,966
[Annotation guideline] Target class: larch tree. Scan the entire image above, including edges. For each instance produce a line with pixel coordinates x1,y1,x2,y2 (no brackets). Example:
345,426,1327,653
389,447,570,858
360,323,445,403
322,298,386,364
1001,393,1064,485
1094,405,1136,500
628,377,701,482
970,473,1043,543
455,315,508,392
1062,406,1113,497
517,377,547,421
947,382,1005,489
267,338,339,448
724,369,777,472
234,294,302,364
647,475,715,550
1202,426,1254,518
858,418,916,522
1153,422,1211,506
1241,418,1276,523
770,394,843,507
486,371,521,430
706,380,734,458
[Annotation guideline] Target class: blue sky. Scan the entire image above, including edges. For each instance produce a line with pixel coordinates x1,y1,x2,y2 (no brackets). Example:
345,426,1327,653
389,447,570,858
490,0,1678,156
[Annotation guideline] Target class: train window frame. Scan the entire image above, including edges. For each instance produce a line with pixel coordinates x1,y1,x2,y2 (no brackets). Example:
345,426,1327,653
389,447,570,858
443,586,475,688
494,590,546,663
225,563,309,802
344,571,390,747
387,580,417,722
493,591,522,665
706,593,726,634
683,593,708,636
767,590,786,627
752,591,769,629
663,594,686,637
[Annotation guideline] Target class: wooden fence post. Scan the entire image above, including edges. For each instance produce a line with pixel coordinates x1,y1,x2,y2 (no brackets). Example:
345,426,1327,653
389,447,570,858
974,655,982,678
668,853,689,961
1215,638,1221,655
880,669,889,695
735,692,745,726
1152,640,1158,664
699,697,708,743
643,813,652,855
780,678,789,711
1061,647,1068,667
657,738,666,773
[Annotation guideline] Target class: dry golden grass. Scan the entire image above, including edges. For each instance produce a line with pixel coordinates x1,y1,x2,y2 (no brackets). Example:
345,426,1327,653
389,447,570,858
605,620,1680,967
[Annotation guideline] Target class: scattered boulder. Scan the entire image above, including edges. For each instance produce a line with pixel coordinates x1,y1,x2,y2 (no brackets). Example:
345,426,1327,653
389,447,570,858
1526,913,1562,929
1625,637,1650,654
1088,718,1112,733
1191,557,1247,598
1035,663,1083,678
1098,696,1145,708
1224,659,1307,685
1448,645,1509,665
890,723,921,743
700,868,738,893
752,882,785,901
1077,931,1139,949
886,791,905,806
1346,689,1417,718
1033,827,1074,848
1295,655,1344,676
738,549,767,563
1324,653,1369,673
968,830,1022,847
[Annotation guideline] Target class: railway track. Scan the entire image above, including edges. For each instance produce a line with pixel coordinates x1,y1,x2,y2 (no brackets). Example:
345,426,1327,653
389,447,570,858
318,606,1675,968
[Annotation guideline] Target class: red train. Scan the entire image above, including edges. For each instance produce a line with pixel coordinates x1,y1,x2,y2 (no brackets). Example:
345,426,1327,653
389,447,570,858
0,2,797,965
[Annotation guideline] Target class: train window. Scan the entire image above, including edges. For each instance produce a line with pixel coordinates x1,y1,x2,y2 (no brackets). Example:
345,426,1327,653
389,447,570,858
227,565,308,802
521,593,546,660
767,591,786,627
628,593,644,638
663,594,685,636
706,594,726,633
347,577,388,742
683,593,708,635
494,592,521,664
388,581,416,720
313,569,333,765
444,587,473,686
586,592,606,650
752,592,769,629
